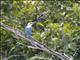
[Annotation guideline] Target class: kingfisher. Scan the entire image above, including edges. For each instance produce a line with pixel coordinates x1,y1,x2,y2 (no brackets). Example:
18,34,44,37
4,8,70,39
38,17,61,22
25,22,39,47
25,22,34,39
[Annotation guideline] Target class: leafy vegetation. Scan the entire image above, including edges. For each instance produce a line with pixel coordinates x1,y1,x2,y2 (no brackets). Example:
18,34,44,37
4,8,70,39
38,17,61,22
0,0,80,60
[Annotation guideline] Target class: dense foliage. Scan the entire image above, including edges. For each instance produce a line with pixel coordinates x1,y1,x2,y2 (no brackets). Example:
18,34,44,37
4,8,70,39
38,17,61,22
0,0,80,60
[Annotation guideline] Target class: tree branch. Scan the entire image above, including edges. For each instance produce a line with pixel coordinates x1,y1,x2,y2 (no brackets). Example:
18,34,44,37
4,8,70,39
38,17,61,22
1,23,73,60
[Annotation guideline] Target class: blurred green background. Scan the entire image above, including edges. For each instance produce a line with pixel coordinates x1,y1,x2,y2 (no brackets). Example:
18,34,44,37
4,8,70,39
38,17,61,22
0,0,80,60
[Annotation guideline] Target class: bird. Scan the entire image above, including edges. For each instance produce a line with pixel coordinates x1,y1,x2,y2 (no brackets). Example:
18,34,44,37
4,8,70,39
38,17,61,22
25,22,34,39
25,22,39,47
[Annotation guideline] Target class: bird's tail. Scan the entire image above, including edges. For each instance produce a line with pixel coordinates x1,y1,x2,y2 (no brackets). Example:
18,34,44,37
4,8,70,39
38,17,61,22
28,37,44,48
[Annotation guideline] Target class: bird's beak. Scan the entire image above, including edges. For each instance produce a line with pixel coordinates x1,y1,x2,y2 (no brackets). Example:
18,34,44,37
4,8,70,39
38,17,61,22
32,22,36,25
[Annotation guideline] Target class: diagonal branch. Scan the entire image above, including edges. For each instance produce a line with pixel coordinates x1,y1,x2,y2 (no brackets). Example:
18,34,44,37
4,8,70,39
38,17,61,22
1,23,73,60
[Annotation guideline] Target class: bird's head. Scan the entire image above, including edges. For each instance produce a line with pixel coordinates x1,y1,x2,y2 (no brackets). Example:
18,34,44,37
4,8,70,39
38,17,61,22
27,22,35,26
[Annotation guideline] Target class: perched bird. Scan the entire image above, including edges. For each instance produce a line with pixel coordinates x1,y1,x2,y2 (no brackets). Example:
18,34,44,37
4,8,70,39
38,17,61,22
25,22,39,47
25,22,34,39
